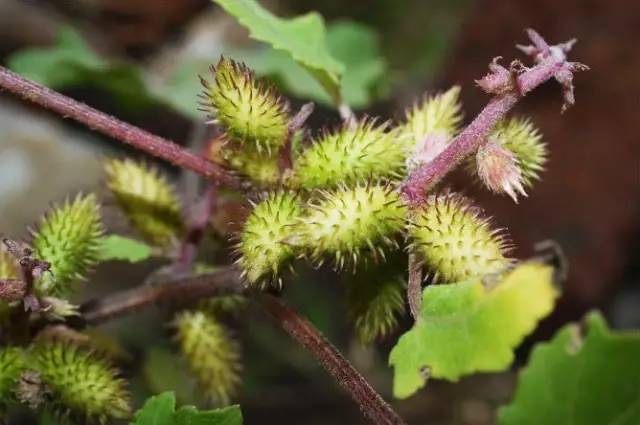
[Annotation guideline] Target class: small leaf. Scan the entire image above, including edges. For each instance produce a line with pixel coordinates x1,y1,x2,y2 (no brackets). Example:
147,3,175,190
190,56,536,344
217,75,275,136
212,0,344,103
498,312,640,425
132,392,242,425
98,235,153,263
389,262,558,399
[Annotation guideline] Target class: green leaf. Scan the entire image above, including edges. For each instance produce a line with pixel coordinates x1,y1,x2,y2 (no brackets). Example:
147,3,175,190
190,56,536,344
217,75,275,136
229,21,387,108
211,0,344,103
325,21,388,107
498,312,640,425
98,235,153,263
8,27,181,115
389,262,558,399
8,28,104,87
132,392,175,425
132,392,242,425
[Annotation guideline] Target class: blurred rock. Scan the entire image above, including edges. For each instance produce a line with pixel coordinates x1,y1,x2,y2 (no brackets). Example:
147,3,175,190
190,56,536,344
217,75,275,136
0,99,106,236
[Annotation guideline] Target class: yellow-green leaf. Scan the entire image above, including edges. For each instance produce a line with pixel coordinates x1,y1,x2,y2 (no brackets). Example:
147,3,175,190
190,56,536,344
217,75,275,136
389,262,558,399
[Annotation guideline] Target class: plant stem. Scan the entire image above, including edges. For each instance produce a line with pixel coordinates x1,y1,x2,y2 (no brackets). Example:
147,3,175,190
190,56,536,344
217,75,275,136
402,30,586,205
75,269,406,425
279,102,314,175
407,251,423,320
174,184,218,274
260,295,406,425
79,268,242,326
0,65,244,190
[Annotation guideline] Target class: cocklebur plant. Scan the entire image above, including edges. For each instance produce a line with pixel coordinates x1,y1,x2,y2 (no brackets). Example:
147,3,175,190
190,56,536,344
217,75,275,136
0,2,593,422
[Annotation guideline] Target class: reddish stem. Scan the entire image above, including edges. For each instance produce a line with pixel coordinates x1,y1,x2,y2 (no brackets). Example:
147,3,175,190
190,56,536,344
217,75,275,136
75,268,406,425
402,30,586,205
79,268,242,325
175,185,218,273
260,295,406,425
0,66,244,190
407,251,423,320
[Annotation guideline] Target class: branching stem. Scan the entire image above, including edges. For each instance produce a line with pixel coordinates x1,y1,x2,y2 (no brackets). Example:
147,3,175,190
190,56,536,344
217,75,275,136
76,267,404,425
73,268,405,425
79,268,242,326
402,29,587,205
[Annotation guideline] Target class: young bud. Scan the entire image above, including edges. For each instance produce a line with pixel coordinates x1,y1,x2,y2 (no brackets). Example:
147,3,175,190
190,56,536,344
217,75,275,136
293,119,406,189
297,184,406,268
409,193,512,282
174,310,241,406
236,192,301,287
32,194,104,296
200,57,289,153
30,341,131,423
401,86,463,168
105,159,184,248
0,347,25,410
476,141,526,202
491,118,547,187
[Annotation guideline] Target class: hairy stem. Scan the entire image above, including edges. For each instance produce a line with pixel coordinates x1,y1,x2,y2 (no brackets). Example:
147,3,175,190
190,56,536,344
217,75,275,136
75,268,405,425
0,66,244,190
407,251,423,320
402,30,586,205
260,295,406,425
79,268,242,326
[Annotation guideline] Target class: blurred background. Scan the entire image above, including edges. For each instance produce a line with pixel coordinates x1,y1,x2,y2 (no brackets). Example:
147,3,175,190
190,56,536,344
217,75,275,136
0,0,638,424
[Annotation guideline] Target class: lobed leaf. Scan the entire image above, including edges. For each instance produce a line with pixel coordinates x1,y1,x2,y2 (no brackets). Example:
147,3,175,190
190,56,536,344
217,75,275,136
389,262,558,398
